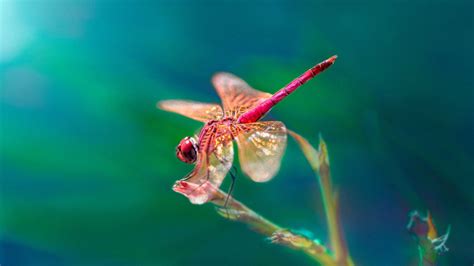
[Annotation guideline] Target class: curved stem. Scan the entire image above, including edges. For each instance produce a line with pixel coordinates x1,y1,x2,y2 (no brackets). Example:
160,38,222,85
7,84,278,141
173,130,354,265
211,186,335,265
289,130,354,266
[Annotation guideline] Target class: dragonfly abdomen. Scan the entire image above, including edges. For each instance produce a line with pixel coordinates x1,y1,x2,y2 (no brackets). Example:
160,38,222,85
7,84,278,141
237,55,337,124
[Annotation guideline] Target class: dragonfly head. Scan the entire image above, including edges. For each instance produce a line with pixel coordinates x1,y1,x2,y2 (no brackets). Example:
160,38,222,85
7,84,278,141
176,136,198,164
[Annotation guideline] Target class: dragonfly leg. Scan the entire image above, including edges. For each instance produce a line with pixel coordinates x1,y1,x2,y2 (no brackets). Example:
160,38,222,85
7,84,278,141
224,166,237,208
181,168,196,181
186,169,211,196
186,151,213,194
223,166,237,218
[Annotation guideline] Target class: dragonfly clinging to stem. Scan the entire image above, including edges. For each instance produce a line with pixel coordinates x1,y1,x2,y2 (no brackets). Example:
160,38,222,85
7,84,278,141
158,55,337,203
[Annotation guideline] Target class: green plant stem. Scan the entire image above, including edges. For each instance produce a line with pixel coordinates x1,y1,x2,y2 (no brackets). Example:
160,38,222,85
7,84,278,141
289,130,354,266
174,130,355,265
210,188,336,265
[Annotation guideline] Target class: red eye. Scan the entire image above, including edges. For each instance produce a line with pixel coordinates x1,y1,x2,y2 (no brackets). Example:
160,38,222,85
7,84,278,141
176,137,197,164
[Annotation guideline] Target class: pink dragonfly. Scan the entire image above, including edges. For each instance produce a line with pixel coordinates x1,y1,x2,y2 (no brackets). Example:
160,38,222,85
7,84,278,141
158,55,337,203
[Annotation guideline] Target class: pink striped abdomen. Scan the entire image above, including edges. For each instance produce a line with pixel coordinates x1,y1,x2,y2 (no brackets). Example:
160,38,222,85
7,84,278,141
237,55,337,124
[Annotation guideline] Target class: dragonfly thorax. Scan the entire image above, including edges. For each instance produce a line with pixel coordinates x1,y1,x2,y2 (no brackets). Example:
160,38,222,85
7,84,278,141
176,136,198,164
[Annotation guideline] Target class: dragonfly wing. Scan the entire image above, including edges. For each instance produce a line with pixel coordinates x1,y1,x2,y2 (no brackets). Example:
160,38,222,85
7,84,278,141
158,100,223,122
212,73,271,118
236,121,287,182
207,136,234,187
187,129,234,188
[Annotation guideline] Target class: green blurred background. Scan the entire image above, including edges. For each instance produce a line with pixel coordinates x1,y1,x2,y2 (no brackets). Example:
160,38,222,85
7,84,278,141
1,0,473,265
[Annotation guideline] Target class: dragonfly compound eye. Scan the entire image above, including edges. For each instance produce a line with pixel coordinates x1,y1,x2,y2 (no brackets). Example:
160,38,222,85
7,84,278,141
176,136,198,164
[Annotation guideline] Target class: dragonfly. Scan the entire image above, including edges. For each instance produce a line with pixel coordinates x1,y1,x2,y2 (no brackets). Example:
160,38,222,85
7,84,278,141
158,55,337,203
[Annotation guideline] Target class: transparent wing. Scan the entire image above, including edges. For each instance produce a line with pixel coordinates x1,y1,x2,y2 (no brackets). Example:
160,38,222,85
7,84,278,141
187,127,234,189
236,121,287,182
212,73,271,118
158,100,223,122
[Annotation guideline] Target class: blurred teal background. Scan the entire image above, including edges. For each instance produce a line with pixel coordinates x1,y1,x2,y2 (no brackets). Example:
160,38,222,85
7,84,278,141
1,0,473,265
